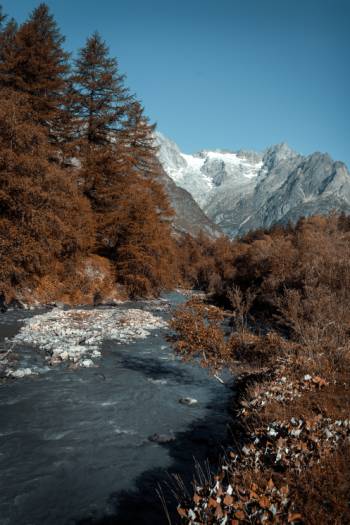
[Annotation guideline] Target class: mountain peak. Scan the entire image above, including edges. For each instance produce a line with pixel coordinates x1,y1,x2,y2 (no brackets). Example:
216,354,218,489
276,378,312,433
262,142,298,169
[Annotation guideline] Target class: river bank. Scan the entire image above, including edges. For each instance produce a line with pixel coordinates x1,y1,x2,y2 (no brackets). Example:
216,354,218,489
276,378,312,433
170,298,350,524
175,368,350,524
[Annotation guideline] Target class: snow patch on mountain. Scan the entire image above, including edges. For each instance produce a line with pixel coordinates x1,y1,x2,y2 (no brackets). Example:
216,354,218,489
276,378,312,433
155,132,263,207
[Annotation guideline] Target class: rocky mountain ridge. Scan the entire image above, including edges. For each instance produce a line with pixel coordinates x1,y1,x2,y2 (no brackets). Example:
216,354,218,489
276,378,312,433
155,132,350,237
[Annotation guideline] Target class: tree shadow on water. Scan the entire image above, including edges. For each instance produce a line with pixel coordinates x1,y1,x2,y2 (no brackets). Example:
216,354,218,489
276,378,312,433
115,352,198,384
74,394,233,525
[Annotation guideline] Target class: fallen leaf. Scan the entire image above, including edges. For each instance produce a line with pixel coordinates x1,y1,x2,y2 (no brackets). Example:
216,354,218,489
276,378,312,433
217,486,224,497
223,494,234,506
312,376,327,387
193,493,201,504
215,504,223,518
208,497,217,508
267,478,275,490
177,507,187,518
259,496,270,509
288,512,303,522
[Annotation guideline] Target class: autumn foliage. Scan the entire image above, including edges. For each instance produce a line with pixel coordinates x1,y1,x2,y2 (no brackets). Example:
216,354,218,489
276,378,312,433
0,4,177,303
0,87,95,301
171,215,350,524
1,3,349,522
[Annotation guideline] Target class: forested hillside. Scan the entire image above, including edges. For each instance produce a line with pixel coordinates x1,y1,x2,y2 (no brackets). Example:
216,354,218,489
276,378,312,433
0,3,180,305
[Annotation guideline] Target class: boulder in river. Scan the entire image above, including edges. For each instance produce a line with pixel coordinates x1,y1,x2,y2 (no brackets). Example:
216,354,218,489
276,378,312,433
148,432,176,443
6,368,35,379
81,359,95,368
179,397,198,406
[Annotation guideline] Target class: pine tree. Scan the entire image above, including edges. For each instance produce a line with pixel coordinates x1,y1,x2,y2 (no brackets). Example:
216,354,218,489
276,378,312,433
123,100,159,173
72,31,177,297
110,176,177,297
73,32,131,147
0,3,69,134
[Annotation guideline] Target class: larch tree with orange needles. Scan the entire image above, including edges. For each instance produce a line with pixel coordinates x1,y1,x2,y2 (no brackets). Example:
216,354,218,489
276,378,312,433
72,32,177,296
0,3,70,142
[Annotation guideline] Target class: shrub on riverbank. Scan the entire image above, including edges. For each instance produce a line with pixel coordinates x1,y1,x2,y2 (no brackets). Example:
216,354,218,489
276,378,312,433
170,214,350,524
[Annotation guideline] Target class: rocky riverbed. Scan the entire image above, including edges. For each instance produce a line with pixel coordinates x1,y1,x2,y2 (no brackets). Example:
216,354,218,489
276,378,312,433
0,292,232,525
1,301,170,380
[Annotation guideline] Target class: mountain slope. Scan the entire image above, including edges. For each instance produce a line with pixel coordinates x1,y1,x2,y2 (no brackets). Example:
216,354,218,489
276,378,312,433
158,167,222,238
156,133,350,237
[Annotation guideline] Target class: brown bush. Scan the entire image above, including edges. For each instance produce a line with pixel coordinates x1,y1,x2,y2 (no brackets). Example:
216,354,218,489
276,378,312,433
170,299,228,370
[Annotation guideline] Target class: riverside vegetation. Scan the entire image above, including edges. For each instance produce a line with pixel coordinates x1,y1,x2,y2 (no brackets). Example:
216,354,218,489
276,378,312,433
170,214,350,524
0,4,349,524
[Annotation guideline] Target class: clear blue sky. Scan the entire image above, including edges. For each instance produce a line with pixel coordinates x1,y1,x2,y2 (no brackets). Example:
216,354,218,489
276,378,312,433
4,0,350,166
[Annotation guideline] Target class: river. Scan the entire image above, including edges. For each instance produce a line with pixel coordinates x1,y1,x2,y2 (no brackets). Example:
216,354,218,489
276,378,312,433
0,292,232,525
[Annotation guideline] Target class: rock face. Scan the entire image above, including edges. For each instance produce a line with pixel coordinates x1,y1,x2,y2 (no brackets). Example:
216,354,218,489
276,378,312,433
158,169,222,238
154,133,222,238
156,133,350,237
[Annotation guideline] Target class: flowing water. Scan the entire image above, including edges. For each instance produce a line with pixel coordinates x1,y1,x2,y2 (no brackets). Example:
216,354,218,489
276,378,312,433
0,293,232,525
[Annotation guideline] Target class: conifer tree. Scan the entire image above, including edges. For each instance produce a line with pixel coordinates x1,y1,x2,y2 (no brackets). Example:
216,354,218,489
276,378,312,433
73,31,177,296
0,3,69,134
0,87,94,300
73,32,131,147
0,8,17,69
112,177,177,297
124,100,158,173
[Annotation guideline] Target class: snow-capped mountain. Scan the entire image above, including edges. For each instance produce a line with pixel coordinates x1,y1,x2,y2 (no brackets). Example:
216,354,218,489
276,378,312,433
155,132,350,237
155,132,262,207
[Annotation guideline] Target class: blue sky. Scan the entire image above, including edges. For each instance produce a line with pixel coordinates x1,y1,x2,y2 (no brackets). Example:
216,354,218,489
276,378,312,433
4,0,350,166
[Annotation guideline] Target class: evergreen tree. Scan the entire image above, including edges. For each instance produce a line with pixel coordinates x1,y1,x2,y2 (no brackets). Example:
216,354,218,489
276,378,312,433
113,177,177,297
73,32,131,147
0,3,177,301
0,3,69,134
124,100,159,174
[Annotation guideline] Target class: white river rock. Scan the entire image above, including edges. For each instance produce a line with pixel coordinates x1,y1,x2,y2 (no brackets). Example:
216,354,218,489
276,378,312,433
8,307,167,374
